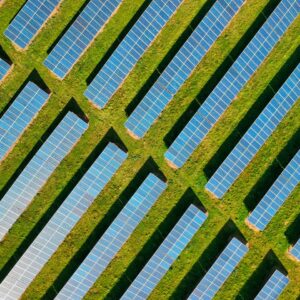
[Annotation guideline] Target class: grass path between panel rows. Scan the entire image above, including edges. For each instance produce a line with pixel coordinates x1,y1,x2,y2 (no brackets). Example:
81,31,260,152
0,0,299,299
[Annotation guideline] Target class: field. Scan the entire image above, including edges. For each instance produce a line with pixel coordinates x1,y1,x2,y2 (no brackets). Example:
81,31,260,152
0,0,299,299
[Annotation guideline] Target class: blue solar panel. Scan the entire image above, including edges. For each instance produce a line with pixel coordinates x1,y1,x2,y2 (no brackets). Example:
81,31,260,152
121,204,207,300
247,150,300,231
205,64,300,198
165,0,300,168
44,0,122,79
0,142,127,300
254,270,289,300
0,112,88,241
289,238,300,261
4,0,62,49
188,237,248,300
84,0,184,109
55,173,167,300
0,81,50,162
125,0,245,139
0,57,11,81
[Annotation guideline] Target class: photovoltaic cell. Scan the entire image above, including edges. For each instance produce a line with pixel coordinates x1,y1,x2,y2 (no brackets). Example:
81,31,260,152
44,0,122,79
121,204,207,300
0,142,127,300
165,0,300,168
254,270,289,300
0,81,50,162
205,64,300,198
0,112,88,241
289,239,300,261
247,150,300,231
4,0,63,49
55,173,167,300
188,237,248,300
125,0,245,139
0,57,11,81
84,0,184,109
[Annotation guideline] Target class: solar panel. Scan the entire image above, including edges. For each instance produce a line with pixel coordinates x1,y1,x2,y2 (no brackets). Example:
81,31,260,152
247,150,300,231
165,0,300,168
121,204,207,300
0,81,50,162
4,0,63,49
84,0,185,109
55,173,167,300
0,57,11,81
205,64,300,198
289,238,300,261
0,142,127,300
254,270,289,300
44,0,122,79
125,0,245,139
0,112,88,241
188,237,248,300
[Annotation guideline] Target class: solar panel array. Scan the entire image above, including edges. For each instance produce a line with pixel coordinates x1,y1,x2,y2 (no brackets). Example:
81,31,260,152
254,270,289,300
121,204,207,300
247,150,300,231
205,64,300,198
289,239,300,261
0,57,11,81
0,112,88,241
188,237,248,300
0,81,50,162
125,0,245,139
44,0,122,79
164,0,300,168
4,0,62,49
0,142,127,300
84,0,184,109
55,173,167,300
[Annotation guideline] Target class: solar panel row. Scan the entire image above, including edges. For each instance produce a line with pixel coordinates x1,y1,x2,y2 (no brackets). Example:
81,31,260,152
84,0,184,109
254,270,289,300
165,0,300,168
247,150,300,231
125,0,245,139
0,81,50,162
4,0,62,49
44,0,122,79
205,63,300,199
0,0,298,298
0,112,88,241
55,173,167,300
289,239,300,261
188,237,248,300
0,142,127,300
0,57,11,81
121,204,207,300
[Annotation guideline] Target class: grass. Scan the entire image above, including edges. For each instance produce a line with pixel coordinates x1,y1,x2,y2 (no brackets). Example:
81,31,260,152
0,0,299,299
